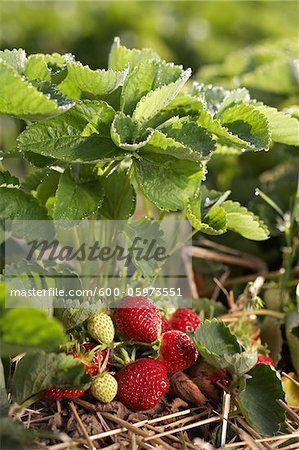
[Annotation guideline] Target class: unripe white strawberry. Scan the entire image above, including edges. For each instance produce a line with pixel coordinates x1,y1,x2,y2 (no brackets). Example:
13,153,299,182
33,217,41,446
87,312,115,344
91,372,118,403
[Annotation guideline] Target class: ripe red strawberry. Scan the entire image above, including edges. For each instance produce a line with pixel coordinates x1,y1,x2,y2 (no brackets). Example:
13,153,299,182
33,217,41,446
206,369,231,388
159,330,199,373
116,358,169,410
257,354,274,366
74,343,108,376
44,387,86,399
114,296,162,343
169,308,201,333
161,316,172,333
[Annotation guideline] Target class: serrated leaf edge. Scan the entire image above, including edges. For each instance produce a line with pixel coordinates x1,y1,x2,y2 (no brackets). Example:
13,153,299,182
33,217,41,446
132,67,192,124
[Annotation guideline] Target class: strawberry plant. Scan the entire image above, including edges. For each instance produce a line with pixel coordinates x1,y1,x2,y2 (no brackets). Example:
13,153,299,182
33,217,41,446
0,38,298,449
0,39,297,229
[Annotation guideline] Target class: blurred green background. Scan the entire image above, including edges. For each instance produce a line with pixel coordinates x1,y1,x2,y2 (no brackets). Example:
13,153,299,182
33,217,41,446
1,1,297,71
1,0,298,278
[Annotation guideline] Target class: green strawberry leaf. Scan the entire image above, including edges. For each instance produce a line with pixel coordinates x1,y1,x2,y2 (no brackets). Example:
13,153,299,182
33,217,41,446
24,54,52,81
186,206,226,235
196,92,271,151
12,352,91,404
0,309,66,357
139,129,199,162
32,79,73,110
241,58,298,95
54,299,101,331
134,153,205,211
111,112,154,151
24,152,58,169
186,190,257,240
255,104,299,146
17,100,124,163
147,91,203,129
193,84,228,115
197,106,254,151
0,48,26,74
54,168,104,221
194,83,250,116
194,319,257,376
218,88,251,115
100,165,136,219
193,297,227,320
0,187,49,222
203,206,228,233
237,364,285,435
218,103,270,151
36,170,61,205
24,52,71,82
0,188,50,247
185,195,227,235
0,59,74,120
143,117,215,162
121,60,183,115
65,61,128,97
201,187,232,212
0,417,68,450
132,68,191,124
222,200,270,241
220,352,257,376
0,171,19,187
108,37,160,71
195,319,242,357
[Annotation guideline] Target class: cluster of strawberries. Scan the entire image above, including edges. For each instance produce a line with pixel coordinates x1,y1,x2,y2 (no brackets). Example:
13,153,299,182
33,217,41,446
45,296,201,410
45,296,274,411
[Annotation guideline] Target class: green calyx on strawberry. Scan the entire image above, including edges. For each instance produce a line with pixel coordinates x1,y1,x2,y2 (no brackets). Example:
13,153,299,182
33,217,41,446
169,308,201,333
74,343,109,376
91,372,118,403
114,296,162,343
87,311,115,344
159,330,199,373
116,358,169,411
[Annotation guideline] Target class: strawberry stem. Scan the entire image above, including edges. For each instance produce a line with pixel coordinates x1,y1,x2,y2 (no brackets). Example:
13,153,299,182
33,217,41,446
99,349,110,374
120,347,131,364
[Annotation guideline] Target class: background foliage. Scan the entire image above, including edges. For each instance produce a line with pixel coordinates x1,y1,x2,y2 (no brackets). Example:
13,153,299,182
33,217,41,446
0,1,298,447
1,0,298,273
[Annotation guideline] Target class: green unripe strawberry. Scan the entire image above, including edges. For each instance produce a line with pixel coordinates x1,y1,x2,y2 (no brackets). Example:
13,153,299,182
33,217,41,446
91,372,118,403
87,312,115,344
